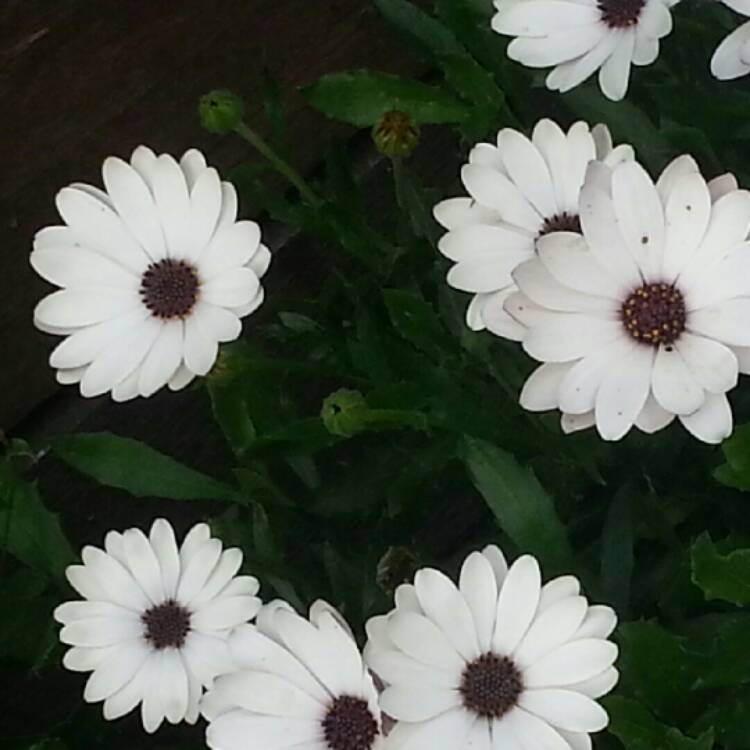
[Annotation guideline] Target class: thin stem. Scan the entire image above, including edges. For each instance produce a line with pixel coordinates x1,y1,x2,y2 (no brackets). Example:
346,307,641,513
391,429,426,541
233,121,320,206
391,155,406,210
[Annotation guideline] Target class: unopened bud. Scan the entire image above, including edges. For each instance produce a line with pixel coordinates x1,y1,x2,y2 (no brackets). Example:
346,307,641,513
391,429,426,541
372,110,420,159
199,90,245,134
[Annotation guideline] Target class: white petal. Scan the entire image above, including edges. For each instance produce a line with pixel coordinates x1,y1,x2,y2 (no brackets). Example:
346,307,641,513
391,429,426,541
651,345,705,416
380,684,460,721
206,708,320,750
150,518,181,599
520,363,571,411
60,618,144,647
598,29,635,102
574,605,617,639
634,393,675,434
674,333,738,394
137,319,184,397
177,538,223,602
122,528,165,604
519,689,608,732
35,289,139,330
523,313,624,363
594,342,653,440
679,392,733,444
186,167,223,260
387,611,465,672
161,648,190,724
103,157,166,260
514,597,588,668
202,267,261,308
55,187,150,271
611,160,665,280
524,639,618,688
538,577,580,612
192,596,261,632
415,568,481,661
201,221,260,279
385,708,475,750
459,551,499,653
153,154,192,258
81,545,152,610
189,547,244,607
184,314,219,377
180,149,208,189
568,666,619,699
505,708,572,750
366,648,459,689
689,298,750,347
103,657,150,721
229,624,330,703
493,555,541,655
79,317,162,398
211,671,325,719
31,244,138,290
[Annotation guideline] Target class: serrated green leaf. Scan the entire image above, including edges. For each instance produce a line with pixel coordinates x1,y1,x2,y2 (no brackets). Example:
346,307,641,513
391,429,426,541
52,433,236,502
617,621,704,723
606,696,714,750
462,436,573,570
691,532,750,606
303,70,470,126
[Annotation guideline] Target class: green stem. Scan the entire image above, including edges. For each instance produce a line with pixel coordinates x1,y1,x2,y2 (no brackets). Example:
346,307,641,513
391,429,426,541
233,121,320,206
391,156,407,212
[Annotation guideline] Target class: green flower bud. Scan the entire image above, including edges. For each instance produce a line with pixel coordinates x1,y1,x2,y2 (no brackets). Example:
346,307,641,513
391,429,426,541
199,90,245,134
321,389,368,437
372,110,420,159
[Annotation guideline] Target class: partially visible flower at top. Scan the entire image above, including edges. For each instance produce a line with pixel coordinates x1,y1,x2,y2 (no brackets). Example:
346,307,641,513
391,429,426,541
433,120,632,341
509,155,750,443
32,146,270,401
711,0,750,80
372,110,421,159
365,545,618,750
54,519,262,733
491,0,677,101
202,599,385,750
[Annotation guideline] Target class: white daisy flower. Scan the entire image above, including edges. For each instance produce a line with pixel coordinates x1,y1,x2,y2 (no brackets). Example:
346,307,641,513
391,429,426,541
711,0,750,81
202,600,385,750
32,146,270,401
509,155,750,443
54,519,262,733
434,120,632,341
365,546,618,750
491,0,676,101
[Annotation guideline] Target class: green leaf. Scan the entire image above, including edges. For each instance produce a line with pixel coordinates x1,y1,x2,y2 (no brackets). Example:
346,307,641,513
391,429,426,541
0,459,74,581
461,436,573,570
302,70,470,126
716,423,750,490
0,568,58,667
52,433,236,502
606,696,715,750
617,621,703,723
373,0,506,116
383,290,450,361
691,533,750,606
208,377,258,456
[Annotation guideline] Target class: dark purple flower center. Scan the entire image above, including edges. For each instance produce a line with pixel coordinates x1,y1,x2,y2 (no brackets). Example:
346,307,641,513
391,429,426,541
140,258,199,319
598,0,646,28
538,212,582,237
621,282,686,347
142,599,191,649
460,653,523,719
322,696,379,750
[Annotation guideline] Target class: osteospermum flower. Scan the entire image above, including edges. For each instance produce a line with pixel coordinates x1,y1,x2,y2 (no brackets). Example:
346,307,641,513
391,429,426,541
711,0,750,81
54,519,262,733
202,600,385,750
509,155,750,443
491,0,676,101
365,546,618,750
32,146,270,401
434,120,632,340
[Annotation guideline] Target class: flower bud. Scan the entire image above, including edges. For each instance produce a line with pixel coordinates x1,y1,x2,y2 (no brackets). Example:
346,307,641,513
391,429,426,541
372,110,420,159
199,90,245,134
